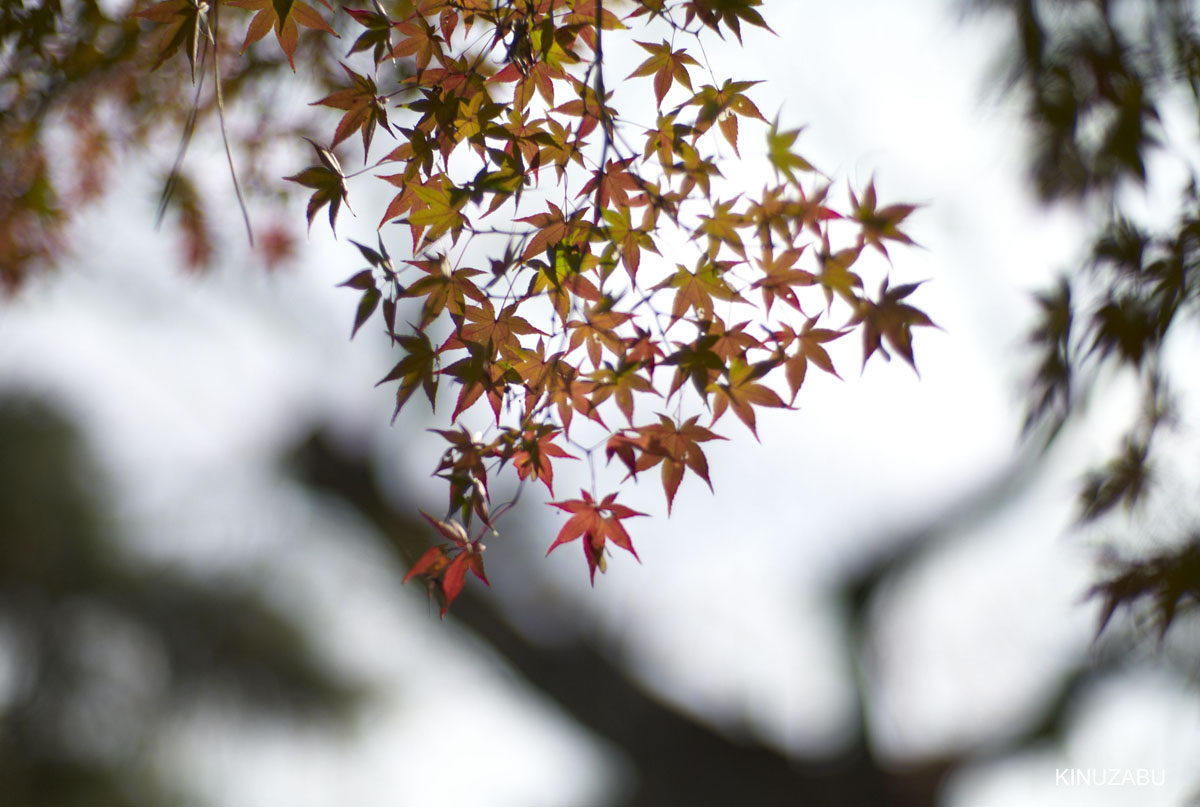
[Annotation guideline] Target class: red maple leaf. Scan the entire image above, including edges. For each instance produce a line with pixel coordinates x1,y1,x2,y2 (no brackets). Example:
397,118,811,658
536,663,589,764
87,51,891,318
509,426,575,495
402,512,489,616
548,491,646,583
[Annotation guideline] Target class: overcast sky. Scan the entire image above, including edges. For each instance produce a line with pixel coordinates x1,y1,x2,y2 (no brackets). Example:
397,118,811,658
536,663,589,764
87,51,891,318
5,1,1200,805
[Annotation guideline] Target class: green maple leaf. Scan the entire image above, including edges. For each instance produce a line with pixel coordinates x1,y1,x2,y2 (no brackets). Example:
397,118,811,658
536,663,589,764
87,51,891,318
408,179,469,248
816,240,864,307
695,196,748,258
766,117,816,185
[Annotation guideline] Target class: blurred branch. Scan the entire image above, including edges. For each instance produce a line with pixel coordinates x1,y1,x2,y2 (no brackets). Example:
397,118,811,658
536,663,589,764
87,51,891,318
287,426,970,807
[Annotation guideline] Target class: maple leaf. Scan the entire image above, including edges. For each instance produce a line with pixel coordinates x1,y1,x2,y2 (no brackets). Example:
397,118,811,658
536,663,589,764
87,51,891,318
695,196,748,258
816,238,864,308
526,250,601,326
408,177,469,248
568,307,632,367
379,172,441,246
627,39,700,108
561,1,627,52
601,205,658,281
313,63,393,159
497,60,566,111
787,182,842,236
624,327,666,373
432,426,495,494
685,80,766,143
771,317,845,402
850,179,919,260
587,359,659,424
403,544,451,584
552,79,614,141
604,431,647,480
643,112,692,169
669,140,723,198
432,426,501,524
514,202,591,261
742,186,786,249
389,14,443,71
440,343,515,423
508,426,575,495
705,316,760,363
453,297,545,359
655,259,747,323
544,363,606,437
343,2,398,64
548,491,646,583
537,118,586,180
577,157,642,210
377,330,439,421
402,512,489,616
751,247,815,314
707,357,786,438
663,331,724,399
349,234,396,281
503,338,559,417
337,266,381,338
226,0,338,70
632,414,726,513
43,0,948,621
134,0,211,80
850,278,938,370
402,254,486,327
766,117,816,185
683,0,775,43
284,138,352,233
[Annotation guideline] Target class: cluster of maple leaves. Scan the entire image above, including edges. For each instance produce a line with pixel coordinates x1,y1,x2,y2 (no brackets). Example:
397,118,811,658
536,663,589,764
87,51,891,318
134,0,933,614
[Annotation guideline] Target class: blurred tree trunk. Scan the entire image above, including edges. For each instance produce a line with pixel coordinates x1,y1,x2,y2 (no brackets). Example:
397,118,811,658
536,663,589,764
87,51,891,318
0,397,356,807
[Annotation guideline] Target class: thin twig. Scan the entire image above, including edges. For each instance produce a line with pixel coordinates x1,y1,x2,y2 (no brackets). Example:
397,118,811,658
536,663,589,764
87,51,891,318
210,1,255,245
155,42,209,229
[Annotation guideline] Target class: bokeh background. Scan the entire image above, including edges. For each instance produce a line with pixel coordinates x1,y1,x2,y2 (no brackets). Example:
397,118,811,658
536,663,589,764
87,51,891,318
4,1,1200,805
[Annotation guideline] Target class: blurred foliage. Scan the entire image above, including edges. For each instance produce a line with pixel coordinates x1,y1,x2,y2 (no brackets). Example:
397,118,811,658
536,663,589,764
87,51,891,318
975,0,1200,640
0,395,356,807
0,0,343,285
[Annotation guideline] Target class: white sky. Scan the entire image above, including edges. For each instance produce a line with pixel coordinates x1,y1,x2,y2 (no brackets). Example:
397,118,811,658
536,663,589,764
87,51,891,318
4,1,1200,805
